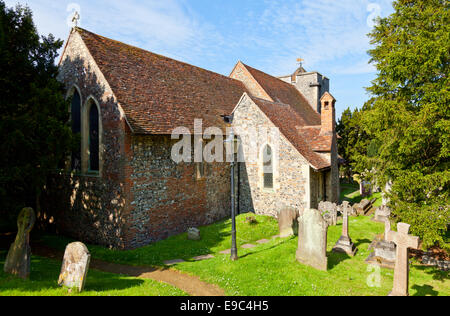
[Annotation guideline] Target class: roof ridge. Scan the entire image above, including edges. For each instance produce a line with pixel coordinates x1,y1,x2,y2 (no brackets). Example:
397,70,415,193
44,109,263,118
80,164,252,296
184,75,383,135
75,27,244,85
241,62,317,114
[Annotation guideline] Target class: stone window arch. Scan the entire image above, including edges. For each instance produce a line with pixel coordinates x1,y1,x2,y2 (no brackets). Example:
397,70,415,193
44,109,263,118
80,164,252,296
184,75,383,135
82,96,102,175
67,85,82,171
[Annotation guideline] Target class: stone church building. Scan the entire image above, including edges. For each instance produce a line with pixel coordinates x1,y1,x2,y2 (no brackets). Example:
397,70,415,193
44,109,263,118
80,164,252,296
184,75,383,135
43,27,339,249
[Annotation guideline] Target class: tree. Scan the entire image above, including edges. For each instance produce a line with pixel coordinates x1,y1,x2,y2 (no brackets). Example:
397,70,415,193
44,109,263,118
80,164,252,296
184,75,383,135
0,2,73,226
336,106,373,182
362,0,449,249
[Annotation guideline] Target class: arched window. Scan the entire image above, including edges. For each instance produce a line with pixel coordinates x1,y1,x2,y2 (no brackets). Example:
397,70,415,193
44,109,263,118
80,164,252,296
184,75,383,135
88,101,99,172
263,145,273,189
71,90,81,171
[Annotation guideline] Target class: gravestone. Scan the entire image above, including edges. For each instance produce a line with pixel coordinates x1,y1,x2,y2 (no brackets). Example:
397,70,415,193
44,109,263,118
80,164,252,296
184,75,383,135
365,219,396,269
354,199,372,216
3,207,35,279
318,201,337,226
296,209,328,271
387,223,420,296
58,242,91,292
342,201,356,217
382,180,392,206
277,207,299,237
187,227,201,241
332,205,357,256
373,205,391,223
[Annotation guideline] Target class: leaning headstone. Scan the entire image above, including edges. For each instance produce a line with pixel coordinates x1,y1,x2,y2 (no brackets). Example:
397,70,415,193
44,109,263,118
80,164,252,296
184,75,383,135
318,201,338,226
296,209,328,271
373,205,391,223
3,207,35,279
277,207,299,237
58,242,91,292
387,223,420,296
332,205,357,256
187,227,201,241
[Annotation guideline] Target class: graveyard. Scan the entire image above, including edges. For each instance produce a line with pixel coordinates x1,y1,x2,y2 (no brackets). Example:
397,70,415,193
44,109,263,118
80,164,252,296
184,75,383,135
1,206,448,296
0,0,448,300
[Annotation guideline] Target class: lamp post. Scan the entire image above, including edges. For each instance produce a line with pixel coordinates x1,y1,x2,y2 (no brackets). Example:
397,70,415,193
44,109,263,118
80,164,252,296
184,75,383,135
223,115,238,261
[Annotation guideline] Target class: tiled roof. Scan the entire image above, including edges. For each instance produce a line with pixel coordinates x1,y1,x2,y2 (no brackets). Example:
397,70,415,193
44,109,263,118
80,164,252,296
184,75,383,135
248,96,330,170
241,63,321,126
300,126,333,152
76,28,247,134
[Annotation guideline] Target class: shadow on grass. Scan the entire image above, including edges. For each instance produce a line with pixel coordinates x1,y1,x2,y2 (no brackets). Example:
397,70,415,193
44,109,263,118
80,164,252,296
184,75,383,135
411,284,439,296
234,237,295,260
327,251,351,270
38,214,280,267
0,255,145,294
412,264,449,282
354,238,372,248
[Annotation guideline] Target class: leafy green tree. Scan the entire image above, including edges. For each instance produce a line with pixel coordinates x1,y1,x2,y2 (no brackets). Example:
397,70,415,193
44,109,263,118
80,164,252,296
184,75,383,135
0,2,72,226
362,0,449,249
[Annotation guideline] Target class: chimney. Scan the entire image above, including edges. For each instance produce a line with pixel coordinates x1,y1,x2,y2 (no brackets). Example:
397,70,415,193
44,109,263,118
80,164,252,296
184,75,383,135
319,92,336,136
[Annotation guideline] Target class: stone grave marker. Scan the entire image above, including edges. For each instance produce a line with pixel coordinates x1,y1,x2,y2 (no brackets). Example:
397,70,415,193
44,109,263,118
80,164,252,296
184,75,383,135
3,207,36,279
187,227,201,241
373,205,391,223
332,205,357,256
386,223,420,296
296,209,328,271
277,207,299,237
58,242,91,292
365,218,396,269
318,201,338,226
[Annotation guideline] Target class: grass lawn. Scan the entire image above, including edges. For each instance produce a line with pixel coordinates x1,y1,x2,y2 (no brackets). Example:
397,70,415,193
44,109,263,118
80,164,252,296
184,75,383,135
41,214,449,296
340,182,383,208
0,251,187,296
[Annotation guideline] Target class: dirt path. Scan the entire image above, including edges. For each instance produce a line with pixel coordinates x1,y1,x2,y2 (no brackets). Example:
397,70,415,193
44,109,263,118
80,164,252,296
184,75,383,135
32,243,225,296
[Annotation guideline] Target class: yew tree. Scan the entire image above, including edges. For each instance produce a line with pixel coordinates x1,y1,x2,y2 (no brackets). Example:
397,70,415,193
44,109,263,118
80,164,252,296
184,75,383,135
0,2,73,226
363,0,449,249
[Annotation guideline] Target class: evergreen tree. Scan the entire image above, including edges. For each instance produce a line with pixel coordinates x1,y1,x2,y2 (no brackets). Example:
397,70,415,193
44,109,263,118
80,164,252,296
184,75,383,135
0,2,72,225
363,0,449,249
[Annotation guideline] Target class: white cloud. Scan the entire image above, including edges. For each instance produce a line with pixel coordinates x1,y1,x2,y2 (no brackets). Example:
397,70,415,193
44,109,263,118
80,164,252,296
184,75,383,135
3,0,226,65
238,0,393,75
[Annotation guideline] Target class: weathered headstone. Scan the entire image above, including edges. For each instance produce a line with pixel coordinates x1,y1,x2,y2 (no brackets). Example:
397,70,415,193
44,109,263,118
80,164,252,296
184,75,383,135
318,201,338,226
187,227,201,241
387,223,420,296
58,242,91,292
296,209,328,271
3,207,35,279
365,218,396,269
332,205,357,256
277,207,299,237
354,199,372,216
373,205,391,223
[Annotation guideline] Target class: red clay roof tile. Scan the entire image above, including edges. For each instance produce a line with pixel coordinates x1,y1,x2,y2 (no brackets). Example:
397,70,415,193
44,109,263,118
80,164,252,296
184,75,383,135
76,28,247,134
248,96,330,170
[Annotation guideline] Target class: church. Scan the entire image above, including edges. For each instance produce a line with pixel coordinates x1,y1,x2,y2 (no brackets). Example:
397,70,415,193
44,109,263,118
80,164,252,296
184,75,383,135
43,27,339,249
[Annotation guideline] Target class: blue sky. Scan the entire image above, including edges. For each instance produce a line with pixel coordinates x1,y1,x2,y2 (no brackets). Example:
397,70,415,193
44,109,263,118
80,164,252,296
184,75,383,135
6,0,394,118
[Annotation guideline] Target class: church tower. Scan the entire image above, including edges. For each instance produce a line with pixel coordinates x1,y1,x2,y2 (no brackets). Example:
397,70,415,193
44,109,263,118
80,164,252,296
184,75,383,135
278,66,330,114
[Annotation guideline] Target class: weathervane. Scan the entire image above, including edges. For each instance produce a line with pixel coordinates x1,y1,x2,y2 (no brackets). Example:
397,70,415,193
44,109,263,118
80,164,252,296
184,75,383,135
297,58,304,68
72,11,80,28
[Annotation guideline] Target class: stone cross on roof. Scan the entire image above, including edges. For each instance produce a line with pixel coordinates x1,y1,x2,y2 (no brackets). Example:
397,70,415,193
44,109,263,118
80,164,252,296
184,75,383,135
387,223,420,296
